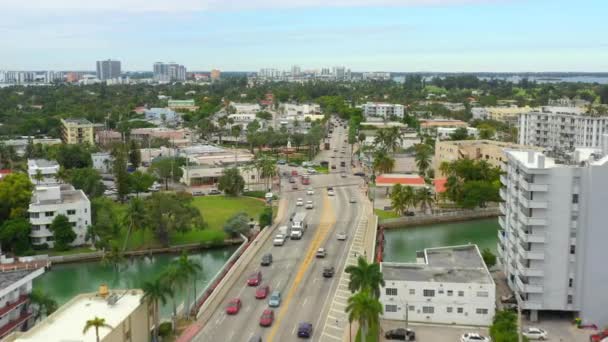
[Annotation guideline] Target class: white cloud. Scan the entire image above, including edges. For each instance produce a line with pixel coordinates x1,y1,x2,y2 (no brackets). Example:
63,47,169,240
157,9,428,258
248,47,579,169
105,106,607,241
1,0,507,12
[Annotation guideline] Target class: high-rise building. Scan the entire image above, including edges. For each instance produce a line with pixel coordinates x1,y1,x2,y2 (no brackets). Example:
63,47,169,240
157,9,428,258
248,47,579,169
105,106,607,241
498,147,608,325
333,66,345,80
291,65,301,77
153,62,187,82
96,59,121,80
210,69,221,80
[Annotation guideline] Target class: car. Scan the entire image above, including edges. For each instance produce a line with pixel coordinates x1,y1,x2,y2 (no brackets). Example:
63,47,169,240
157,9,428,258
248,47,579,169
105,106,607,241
340,161,346,167
296,198,304,206
248,336,262,342
336,232,347,240
297,322,313,338
307,168,317,174
225,298,241,315
191,190,205,196
261,253,273,266
288,162,298,167
208,189,221,195
353,172,365,177
103,189,117,196
322,266,335,278
247,271,262,286
340,172,347,178
404,211,415,216
327,187,335,196
273,234,286,246
292,183,298,190
385,328,416,341
306,188,314,195
591,330,608,342
277,159,286,165
460,333,491,342
305,200,314,209
255,285,270,299
268,290,282,307
331,165,336,169
333,149,338,152
259,309,274,327
316,248,326,258
349,197,356,203
522,327,547,340
289,177,296,183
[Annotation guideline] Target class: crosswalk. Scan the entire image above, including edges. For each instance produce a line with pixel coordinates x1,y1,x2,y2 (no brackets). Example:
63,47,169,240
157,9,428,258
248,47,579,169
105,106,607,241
319,218,369,341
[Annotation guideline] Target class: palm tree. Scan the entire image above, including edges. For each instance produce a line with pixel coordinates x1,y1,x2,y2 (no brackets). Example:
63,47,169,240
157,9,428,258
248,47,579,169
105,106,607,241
101,241,124,273
29,289,58,322
416,187,435,214
122,197,146,251
83,317,112,342
345,290,383,342
160,265,187,332
34,169,44,184
142,277,174,342
257,156,278,190
390,184,417,215
414,143,433,177
372,150,395,175
345,256,385,298
171,252,203,317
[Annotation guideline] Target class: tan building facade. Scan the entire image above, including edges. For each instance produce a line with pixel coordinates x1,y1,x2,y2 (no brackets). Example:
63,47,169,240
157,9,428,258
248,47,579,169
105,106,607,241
61,118,95,144
434,139,543,177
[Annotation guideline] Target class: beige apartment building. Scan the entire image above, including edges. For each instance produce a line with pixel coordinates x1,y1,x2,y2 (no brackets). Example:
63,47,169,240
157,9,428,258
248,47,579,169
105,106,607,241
61,118,95,144
434,139,543,177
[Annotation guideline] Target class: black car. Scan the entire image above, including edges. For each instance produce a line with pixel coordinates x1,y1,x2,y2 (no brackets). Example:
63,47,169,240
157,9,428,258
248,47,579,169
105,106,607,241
385,328,416,341
340,161,346,167
297,322,313,338
353,172,365,177
404,211,415,217
322,266,335,278
261,253,273,266
248,336,262,342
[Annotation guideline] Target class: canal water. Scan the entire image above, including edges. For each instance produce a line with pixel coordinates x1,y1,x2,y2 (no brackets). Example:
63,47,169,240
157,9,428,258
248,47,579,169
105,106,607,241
34,247,237,318
383,218,499,262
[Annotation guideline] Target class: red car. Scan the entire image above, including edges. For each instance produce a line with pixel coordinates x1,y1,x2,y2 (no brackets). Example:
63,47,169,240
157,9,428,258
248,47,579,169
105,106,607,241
255,285,270,299
591,330,608,342
259,309,274,327
247,271,262,286
225,298,241,315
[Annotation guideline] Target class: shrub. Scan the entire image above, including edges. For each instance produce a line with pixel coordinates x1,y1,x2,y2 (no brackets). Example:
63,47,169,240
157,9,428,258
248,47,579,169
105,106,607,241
259,206,273,228
158,322,172,337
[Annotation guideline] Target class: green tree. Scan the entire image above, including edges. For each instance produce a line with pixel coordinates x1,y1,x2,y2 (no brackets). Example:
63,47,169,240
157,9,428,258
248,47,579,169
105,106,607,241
160,265,187,330
223,212,251,237
490,310,521,342
89,197,121,248
218,167,245,196
62,168,106,198
101,241,125,272
345,290,383,342
83,316,112,342
372,150,395,175
128,140,141,167
482,248,497,269
415,187,435,214
449,127,469,141
389,184,416,216
49,214,76,251
0,218,32,255
149,157,186,191
172,252,203,318
0,173,34,221
345,256,385,298
143,192,203,246
29,289,58,322
414,144,433,177
128,170,155,197
122,197,147,250
142,277,174,342
111,145,130,202
256,156,277,190
259,206,273,227
256,111,272,120
55,144,93,169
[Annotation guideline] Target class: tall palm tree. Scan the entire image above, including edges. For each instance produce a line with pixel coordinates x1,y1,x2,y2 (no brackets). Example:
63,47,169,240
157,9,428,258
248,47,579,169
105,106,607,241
414,144,433,177
389,184,406,215
83,317,112,342
160,265,187,332
172,252,203,317
372,150,395,175
345,256,385,298
29,289,58,322
101,241,124,273
257,156,277,190
416,187,435,214
122,197,146,251
345,290,383,342
142,277,174,342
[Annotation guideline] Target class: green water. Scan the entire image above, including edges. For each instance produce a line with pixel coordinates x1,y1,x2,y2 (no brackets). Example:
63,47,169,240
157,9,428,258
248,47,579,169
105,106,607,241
34,247,237,317
383,218,499,262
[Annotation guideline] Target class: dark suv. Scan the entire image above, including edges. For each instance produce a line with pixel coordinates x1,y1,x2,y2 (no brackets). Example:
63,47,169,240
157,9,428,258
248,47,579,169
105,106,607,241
261,253,273,266
297,322,313,338
385,328,416,341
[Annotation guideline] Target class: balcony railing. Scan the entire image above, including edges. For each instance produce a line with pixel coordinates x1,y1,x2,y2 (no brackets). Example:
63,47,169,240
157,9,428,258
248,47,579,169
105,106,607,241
519,179,548,192
517,260,544,277
518,214,547,226
0,295,28,318
517,244,544,260
516,276,544,293
518,193,548,209
0,312,33,339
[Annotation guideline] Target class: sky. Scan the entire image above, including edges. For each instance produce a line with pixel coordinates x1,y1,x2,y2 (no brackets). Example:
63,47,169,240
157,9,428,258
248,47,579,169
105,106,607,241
1,0,607,72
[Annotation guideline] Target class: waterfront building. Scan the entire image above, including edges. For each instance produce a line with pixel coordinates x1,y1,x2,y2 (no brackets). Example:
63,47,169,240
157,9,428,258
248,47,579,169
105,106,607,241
0,266,46,339
168,99,199,112
518,106,606,152
153,62,186,82
362,102,405,119
60,118,95,145
498,147,608,325
380,244,495,326
27,159,59,185
5,288,150,342
28,184,91,248
95,59,121,81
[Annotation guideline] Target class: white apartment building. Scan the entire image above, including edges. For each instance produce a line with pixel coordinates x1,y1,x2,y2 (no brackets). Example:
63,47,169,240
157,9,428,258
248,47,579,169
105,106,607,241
282,103,321,117
0,267,45,340
436,127,479,140
27,159,59,185
362,102,405,119
518,106,605,151
28,184,91,247
91,152,112,174
380,245,495,326
230,102,261,114
498,147,608,325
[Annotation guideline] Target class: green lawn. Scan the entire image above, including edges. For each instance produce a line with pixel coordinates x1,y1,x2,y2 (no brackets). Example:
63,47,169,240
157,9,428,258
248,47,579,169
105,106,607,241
191,196,267,230
374,209,400,220
313,165,329,174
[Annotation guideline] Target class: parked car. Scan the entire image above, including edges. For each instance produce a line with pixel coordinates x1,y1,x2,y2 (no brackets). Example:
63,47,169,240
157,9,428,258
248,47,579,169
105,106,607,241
404,211,415,216
289,177,296,183
259,309,274,327
277,159,286,165
292,183,298,190
296,198,304,206
255,285,270,299
460,333,491,342
340,172,347,178
353,172,365,177
268,290,281,307
208,189,221,195
247,271,262,286
336,232,347,240
322,266,335,278
331,165,336,170
522,327,547,340
297,322,313,338
385,328,416,341
225,298,241,315
261,253,273,266
316,248,326,258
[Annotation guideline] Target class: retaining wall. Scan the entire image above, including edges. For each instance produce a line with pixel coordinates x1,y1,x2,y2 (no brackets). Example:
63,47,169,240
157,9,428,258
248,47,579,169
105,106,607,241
379,207,500,228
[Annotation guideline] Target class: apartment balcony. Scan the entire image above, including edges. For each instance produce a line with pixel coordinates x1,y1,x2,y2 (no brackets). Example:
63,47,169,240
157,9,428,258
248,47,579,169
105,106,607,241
518,193,548,209
516,276,544,294
518,214,548,226
498,230,507,245
499,202,507,215
500,174,508,185
517,260,544,277
522,301,543,310
0,295,28,318
518,176,548,192
499,188,508,201
517,244,545,260
498,216,506,229
0,312,33,339
497,244,505,260
519,230,546,244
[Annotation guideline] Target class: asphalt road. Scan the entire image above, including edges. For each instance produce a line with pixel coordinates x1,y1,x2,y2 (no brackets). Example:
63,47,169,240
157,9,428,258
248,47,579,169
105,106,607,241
193,119,364,342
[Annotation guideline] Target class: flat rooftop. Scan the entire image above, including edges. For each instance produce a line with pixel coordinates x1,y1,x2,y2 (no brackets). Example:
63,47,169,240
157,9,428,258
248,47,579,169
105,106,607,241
14,290,143,342
62,118,93,125
28,159,59,168
0,269,39,290
382,244,493,284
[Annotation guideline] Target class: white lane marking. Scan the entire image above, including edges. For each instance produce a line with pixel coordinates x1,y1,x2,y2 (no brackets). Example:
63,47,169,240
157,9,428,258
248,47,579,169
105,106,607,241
322,332,343,340
292,324,297,335
303,296,309,305
228,330,235,340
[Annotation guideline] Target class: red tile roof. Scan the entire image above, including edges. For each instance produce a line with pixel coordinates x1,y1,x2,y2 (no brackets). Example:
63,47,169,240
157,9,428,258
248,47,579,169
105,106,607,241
376,174,425,186
434,178,447,193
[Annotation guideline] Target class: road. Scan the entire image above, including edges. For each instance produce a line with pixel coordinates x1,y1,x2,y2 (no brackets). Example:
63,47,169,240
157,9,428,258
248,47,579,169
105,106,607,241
193,119,365,342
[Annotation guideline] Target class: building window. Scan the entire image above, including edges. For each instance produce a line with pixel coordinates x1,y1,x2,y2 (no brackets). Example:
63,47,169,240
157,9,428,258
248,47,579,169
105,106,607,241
567,295,573,304
386,288,398,296
67,209,76,215
409,289,415,295
476,291,489,297
447,307,453,313
476,308,489,315
457,307,464,314
458,291,464,297
572,194,579,204
46,237,54,241
30,212,39,219
45,211,54,217
447,290,453,296
422,306,434,314
408,305,415,311
385,305,398,312
423,289,435,297
570,245,576,254
32,225,40,231
569,278,573,288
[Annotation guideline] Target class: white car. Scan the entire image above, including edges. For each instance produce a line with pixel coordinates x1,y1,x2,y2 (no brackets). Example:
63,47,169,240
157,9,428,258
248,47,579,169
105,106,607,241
336,232,347,241
460,333,491,342
349,197,356,203
307,168,317,174
273,234,286,246
522,327,548,340
296,198,304,206
327,189,335,196
305,201,314,209
306,188,314,195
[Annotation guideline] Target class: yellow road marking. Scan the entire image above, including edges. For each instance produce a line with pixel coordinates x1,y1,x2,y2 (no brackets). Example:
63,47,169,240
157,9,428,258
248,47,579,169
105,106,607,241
267,194,336,342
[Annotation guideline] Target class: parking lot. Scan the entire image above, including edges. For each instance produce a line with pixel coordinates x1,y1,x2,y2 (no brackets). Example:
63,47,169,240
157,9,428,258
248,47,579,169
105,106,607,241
380,319,489,342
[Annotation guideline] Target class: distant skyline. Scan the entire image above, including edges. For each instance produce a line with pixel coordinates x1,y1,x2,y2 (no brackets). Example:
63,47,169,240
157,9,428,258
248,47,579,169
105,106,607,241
2,0,608,72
